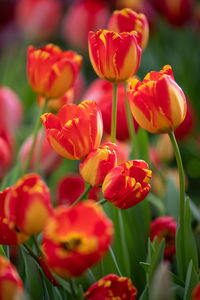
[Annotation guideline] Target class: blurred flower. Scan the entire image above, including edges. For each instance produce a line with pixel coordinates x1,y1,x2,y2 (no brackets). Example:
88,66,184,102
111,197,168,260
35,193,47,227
41,100,103,160
79,142,117,186
0,255,24,299
104,135,130,164
88,186,101,202
84,79,139,140
0,188,28,246
38,255,60,287
102,160,152,209
157,134,174,162
15,0,62,40
151,0,194,26
88,30,141,83
6,174,53,236
128,65,187,134
0,136,12,180
85,273,137,299
149,146,162,168
42,201,114,277
107,8,149,51
174,99,196,142
192,282,200,300
18,130,62,176
27,44,83,99
62,0,110,52
150,216,177,260
73,72,86,103
56,174,85,206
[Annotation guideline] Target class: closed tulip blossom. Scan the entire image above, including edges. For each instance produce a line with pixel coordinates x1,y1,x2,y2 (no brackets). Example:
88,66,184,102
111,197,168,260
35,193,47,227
0,255,24,299
79,142,117,186
27,44,82,99
150,216,177,260
88,30,141,83
6,174,53,236
41,100,103,160
102,160,152,209
85,274,137,299
107,8,149,51
127,65,187,134
42,201,114,277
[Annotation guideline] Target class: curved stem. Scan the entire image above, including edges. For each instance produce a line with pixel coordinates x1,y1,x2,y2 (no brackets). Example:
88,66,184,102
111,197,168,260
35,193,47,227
71,184,92,207
124,81,139,158
96,198,107,206
111,83,118,143
168,132,185,275
32,235,43,257
108,246,123,277
23,100,47,175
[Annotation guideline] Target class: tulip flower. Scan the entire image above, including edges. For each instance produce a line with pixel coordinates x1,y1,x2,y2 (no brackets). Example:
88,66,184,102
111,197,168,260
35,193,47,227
107,8,149,51
150,216,177,260
6,174,53,236
27,44,83,99
192,282,200,300
0,137,12,180
41,100,103,160
102,160,152,209
88,30,141,83
79,142,117,186
127,65,187,134
0,255,24,299
18,130,62,176
0,188,28,245
85,274,137,299
42,201,114,277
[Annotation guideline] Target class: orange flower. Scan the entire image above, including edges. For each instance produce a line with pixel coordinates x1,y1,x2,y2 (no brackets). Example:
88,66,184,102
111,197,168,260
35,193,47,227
0,188,28,246
0,255,24,300
42,201,114,277
150,216,177,260
88,30,141,83
102,160,152,209
107,8,149,51
85,274,137,299
41,100,103,160
5,174,53,236
127,65,187,134
27,44,82,98
79,142,117,186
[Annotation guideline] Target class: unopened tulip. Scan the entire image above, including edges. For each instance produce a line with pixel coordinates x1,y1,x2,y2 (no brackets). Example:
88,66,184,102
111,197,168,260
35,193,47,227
88,30,141,83
41,100,103,160
0,137,12,180
102,160,152,209
6,174,53,236
150,216,177,260
107,8,149,51
27,44,82,99
128,65,187,134
85,274,137,299
0,255,24,299
79,142,117,186
42,201,113,277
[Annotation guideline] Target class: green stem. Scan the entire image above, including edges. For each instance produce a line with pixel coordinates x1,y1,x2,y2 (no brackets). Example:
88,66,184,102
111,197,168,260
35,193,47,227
71,184,92,207
111,83,118,143
96,198,107,206
34,128,45,173
23,243,39,263
87,269,96,282
108,246,122,277
23,100,47,175
32,236,43,256
168,132,185,275
124,81,139,158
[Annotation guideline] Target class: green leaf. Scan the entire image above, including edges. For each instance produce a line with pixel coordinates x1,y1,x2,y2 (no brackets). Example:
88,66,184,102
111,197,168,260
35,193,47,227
183,261,199,300
146,193,165,216
138,285,149,300
0,162,21,190
165,175,179,221
169,272,185,288
147,239,165,285
0,245,6,257
188,197,200,222
140,262,150,272
137,128,149,163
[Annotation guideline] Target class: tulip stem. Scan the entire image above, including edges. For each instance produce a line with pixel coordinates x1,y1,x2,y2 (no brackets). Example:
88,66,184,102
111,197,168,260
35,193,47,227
23,243,39,263
124,81,139,158
71,184,92,207
23,100,47,175
32,235,43,256
168,132,186,276
111,83,118,143
96,198,107,206
109,246,123,277
34,128,45,173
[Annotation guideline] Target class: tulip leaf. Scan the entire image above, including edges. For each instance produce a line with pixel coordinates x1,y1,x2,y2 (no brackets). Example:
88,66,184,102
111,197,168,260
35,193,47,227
138,285,149,300
0,245,6,257
147,239,165,285
183,260,199,300
140,262,150,272
165,175,179,221
0,162,21,190
169,272,185,288
188,196,200,222
137,128,149,163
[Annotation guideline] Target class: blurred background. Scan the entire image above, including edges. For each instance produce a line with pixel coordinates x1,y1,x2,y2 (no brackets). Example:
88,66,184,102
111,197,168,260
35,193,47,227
0,0,200,205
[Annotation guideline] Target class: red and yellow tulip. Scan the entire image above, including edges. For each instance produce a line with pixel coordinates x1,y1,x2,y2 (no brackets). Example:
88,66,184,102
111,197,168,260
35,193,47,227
41,100,103,160
127,65,187,134
107,8,149,51
42,201,114,277
79,142,117,186
102,160,152,209
27,44,82,99
88,30,141,83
